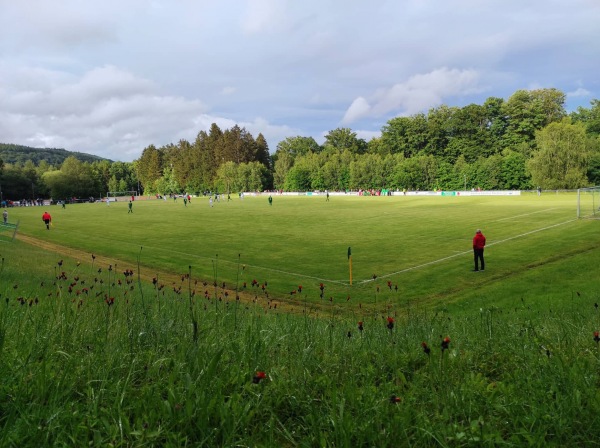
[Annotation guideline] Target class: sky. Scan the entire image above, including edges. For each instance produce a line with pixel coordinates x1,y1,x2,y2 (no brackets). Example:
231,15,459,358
0,0,599,162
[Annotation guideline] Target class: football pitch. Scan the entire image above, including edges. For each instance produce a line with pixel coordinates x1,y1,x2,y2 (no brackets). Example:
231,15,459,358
8,192,599,307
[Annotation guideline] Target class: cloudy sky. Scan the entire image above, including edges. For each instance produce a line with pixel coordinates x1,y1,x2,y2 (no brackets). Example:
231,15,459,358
1,0,598,162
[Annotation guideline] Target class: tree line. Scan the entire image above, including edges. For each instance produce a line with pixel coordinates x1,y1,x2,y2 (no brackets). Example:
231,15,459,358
1,88,599,201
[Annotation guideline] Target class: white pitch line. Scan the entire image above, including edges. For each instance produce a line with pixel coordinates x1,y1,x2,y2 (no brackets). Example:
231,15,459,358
114,241,349,285
494,208,557,222
356,217,579,285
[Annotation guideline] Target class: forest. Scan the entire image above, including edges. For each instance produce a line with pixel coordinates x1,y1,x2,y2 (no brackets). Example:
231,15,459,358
1,88,599,201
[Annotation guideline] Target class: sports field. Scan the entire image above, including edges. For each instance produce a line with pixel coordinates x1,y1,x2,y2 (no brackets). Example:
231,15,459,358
7,191,599,308
3,191,600,446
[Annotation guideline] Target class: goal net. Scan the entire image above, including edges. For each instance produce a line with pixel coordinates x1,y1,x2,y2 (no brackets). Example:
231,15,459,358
577,187,600,218
106,191,138,202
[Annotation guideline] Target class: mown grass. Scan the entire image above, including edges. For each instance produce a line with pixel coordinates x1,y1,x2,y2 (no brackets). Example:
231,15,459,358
8,192,599,309
1,193,600,446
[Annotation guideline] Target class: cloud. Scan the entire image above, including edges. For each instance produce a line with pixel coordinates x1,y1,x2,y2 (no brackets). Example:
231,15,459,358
342,68,482,124
567,87,591,98
221,86,236,95
241,0,287,34
0,64,208,161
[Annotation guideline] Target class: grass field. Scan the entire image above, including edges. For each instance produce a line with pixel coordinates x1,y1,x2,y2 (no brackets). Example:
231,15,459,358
2,192,600,446
6,191,599,312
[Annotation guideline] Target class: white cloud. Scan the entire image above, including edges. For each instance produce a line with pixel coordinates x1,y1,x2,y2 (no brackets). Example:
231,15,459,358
221,86,236,95
342,68,482,124
567,87,591,98
0,65,208,161
342,97,371,124
241,0,288,34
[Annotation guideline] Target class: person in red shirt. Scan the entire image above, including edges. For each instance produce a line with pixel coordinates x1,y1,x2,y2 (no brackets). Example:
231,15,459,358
42,211,52,230
472,229,486,271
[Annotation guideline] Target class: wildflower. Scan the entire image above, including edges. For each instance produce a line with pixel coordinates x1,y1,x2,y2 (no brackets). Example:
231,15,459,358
421,342,431,355
387,281,392,290
372,273,377,280
387,317,394,330
347,331,352,338
253,371,267,384
358,321,363,332
105,297,114,306
441,337,451,351
594,331,600,343
298,285,302,293
319,283,325,291
58,260,63,266
389,395,401,404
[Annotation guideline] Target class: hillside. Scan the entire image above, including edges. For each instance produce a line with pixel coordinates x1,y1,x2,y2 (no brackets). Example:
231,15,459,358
0,143,110,165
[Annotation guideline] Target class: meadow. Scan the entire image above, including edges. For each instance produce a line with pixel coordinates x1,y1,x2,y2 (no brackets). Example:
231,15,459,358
1,192,600,446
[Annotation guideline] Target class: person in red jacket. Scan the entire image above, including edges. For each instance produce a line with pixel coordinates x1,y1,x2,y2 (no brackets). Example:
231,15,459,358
42,211,52,230
472,229,486,271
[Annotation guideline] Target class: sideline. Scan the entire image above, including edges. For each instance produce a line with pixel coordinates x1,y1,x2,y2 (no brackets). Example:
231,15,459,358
357,217,579,284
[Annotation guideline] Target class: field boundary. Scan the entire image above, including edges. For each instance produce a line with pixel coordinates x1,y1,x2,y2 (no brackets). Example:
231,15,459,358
358,217,579,284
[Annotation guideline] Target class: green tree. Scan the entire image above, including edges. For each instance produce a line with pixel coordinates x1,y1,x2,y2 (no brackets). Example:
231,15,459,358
381,114,428,157
255,133,271,169
275,136,321,158
501,88,566,149
284,165,312,191
323,128,367,154
527,119,589,189
136,145,164,193
499,150,530,189
349,153,387,190
42,157,98,199
571,99,600,137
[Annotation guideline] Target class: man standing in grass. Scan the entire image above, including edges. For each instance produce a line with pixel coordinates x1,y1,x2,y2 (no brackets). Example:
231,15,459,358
42,211,52,230
128,201,133,213
2,209,7,224
268,195,273,206
472,229,486,271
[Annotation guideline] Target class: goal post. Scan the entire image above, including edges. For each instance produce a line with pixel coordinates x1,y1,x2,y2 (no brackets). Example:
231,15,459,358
577,187,600,218
106,191,138,202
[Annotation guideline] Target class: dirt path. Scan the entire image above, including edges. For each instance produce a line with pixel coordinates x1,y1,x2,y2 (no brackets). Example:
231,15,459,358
16,233,338,316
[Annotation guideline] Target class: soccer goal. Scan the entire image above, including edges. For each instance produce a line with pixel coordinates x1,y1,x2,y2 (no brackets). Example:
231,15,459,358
0,220,19,243
577,187,600,218
106,191,138,202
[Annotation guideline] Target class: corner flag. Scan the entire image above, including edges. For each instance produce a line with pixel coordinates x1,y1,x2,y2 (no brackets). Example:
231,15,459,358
348,246,352,286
